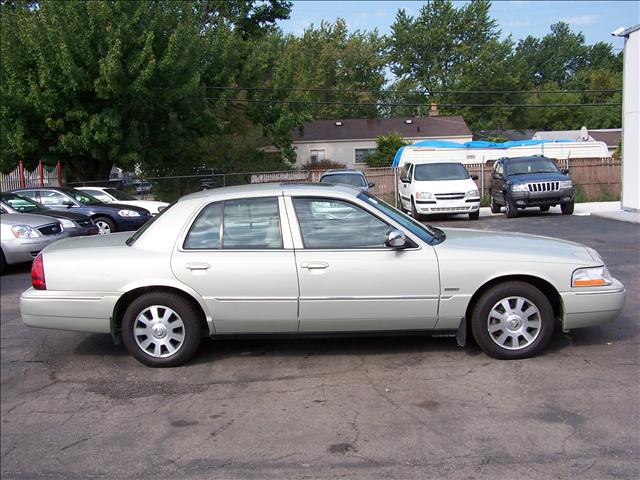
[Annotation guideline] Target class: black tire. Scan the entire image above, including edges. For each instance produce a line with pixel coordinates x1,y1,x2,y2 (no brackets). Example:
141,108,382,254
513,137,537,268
397,194,406,213
561,201,574,215
490,196,501,214
469,210,480,220
121,292,202,367
539,205,550,212
470,281,555,360
0,249,6,274
411,197,423,221
505,196,518,218
94,216,117,234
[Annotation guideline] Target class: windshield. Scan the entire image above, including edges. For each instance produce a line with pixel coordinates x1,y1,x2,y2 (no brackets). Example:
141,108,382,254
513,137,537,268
0,192,45,212
320,173,367,188
105,188,137,201
126,203,173,246
506,158,559,175
414,163,470,181
62,188,103,205
357,191,444,245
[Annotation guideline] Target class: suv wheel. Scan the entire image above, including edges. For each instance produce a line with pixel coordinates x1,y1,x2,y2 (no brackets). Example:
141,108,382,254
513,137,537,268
505,196,518,218
539,205,550,212
121,292,202,367
490,196,501,214
471,281,555,359
561,201,574,215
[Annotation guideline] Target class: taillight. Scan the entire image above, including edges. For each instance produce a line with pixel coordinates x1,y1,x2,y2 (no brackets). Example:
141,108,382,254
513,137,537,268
32,253,46,290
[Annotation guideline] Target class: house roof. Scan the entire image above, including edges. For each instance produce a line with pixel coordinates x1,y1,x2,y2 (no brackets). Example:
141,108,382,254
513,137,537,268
590,129,621,148
291,116,472,142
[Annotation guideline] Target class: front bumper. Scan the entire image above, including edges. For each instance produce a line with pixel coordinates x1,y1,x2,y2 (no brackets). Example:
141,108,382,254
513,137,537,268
2,233,69,265
115,216,151,231
67,225,100,237
416,198,480,214
511,188,574,207
561,278,626,330
20,288,120,334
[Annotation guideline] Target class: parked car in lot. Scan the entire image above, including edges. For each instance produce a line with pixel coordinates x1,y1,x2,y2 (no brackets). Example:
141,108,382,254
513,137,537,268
319,169,375,191
1,192,99,237
76,186,168,215
1,212,67,271
20,184,625,367
12,187,152,234
397,160,480,220
489,155,575,218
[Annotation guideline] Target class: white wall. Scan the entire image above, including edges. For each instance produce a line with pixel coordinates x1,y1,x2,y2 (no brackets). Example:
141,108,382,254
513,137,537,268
293,136,472,169
622,28,640,212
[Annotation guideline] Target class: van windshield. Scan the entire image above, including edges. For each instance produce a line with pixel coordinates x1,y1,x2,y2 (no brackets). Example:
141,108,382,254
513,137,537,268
414,163,470,181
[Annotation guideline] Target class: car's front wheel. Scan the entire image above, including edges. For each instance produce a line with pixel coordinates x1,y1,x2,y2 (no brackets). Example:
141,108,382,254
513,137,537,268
470,281,555,359
121,292,202,367
561,201,574,215
469,210,480,220
490,196,501,214
539,205,550,212
411,197,423,221
505,196,519,218
94,216,116,234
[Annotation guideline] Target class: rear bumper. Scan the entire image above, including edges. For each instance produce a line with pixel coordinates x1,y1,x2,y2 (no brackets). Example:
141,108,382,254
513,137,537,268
511,188,574,207
2,234,68,265
20,288,119,334
561,278,626,330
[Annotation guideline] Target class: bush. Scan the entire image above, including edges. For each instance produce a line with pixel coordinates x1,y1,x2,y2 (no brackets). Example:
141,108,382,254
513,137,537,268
365,132,411,167
573,184,587,203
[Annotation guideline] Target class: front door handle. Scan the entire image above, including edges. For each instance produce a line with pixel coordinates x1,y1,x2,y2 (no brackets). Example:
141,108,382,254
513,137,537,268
185,262,211,271
300,261,329,270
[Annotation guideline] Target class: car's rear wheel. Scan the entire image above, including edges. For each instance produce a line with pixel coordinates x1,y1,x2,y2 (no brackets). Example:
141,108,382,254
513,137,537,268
505,196,518,218
539,205,550,212
411,197,423,221
94,216,116,234
470,281,555,359
490,196,501,214
121,292,202,367
561,201,574,215
469,210,480,220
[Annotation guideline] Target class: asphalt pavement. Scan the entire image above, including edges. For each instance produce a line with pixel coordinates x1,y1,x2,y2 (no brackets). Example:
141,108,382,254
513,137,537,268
1,209,639,479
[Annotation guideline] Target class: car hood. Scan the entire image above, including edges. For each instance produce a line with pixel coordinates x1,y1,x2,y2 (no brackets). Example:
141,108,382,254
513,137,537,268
410,178,476,193
0,212,60,228
434,227,596,265
507,172,570,183
30,209,91,222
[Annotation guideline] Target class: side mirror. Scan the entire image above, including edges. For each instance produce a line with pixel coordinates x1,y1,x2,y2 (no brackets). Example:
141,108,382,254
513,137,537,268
561,168,570,175
63,201,75,208
385,229,407,249
492,172,502,180
471,174,479,180
400,177,410,184
367,182,375,188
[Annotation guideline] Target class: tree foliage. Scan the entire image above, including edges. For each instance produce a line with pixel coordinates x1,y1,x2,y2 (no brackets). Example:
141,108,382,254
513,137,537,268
365,133,410,167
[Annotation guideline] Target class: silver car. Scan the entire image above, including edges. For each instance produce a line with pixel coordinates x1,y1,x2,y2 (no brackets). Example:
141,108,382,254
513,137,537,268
1,211,68,271
20,184,625,367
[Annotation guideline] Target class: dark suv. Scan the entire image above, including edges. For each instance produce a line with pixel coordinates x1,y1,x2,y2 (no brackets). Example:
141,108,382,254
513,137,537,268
489,156,575,218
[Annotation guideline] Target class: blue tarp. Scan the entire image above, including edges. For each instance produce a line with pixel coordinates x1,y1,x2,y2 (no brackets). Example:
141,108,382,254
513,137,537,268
391,139,573,167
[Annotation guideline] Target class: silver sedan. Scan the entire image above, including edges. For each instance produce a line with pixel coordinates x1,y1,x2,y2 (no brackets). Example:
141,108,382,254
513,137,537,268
20,184,625,366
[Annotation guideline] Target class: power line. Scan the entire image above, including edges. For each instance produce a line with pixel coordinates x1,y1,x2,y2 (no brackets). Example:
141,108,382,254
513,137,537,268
199,85,622,95
214,98,622,108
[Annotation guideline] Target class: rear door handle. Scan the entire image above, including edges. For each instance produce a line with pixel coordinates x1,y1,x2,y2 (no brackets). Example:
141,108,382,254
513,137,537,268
300,261,329,270
186,262,211,271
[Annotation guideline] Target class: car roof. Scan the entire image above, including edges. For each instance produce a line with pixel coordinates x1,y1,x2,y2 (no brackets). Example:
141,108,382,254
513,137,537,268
502,155,552,162
180,182,361,202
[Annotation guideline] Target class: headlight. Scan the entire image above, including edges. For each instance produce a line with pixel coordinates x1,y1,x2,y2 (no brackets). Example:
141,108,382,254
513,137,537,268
510,184,528,192
118,209,141,217
559,180,573,189
60,219,75,229
572,266,612,287
416,192,433,200
11,225,40,239
465,189,479,198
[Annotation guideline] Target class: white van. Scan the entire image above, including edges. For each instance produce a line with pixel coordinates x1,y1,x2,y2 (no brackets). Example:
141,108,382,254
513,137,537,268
397,160,480,220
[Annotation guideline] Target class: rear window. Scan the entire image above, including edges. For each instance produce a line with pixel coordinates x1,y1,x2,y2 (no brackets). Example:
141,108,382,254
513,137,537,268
320,173,366,188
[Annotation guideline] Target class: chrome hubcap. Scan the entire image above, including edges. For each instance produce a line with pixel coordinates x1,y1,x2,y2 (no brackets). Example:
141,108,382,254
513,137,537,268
134,305,185,358
96,221,111,235
487,296,541,350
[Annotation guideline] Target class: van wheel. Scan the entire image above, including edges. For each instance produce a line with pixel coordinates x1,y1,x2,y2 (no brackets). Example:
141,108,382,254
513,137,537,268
469,210,480,220
539,205,550,212
397,194,406,212
471,281,555,359
411,198,423,221
121,292,202,367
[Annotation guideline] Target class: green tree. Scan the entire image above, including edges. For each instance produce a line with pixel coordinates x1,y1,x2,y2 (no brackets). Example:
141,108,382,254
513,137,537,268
365,132,410,167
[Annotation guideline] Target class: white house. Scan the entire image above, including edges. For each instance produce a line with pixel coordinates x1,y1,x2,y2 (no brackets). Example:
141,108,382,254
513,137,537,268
290,116,473,169
614,24,640,213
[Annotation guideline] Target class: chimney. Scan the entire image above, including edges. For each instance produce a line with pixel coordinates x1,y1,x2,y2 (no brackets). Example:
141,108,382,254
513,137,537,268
429,102,439,117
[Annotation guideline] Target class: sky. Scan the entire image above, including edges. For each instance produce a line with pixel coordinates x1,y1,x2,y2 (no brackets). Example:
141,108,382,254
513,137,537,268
280,1,640,50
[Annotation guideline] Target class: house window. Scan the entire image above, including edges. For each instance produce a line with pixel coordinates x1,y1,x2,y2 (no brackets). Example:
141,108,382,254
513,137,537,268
354,148,376,164
310,149,326,164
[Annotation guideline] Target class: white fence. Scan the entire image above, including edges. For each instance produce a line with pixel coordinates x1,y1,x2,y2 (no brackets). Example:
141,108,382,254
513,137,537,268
1,161,62,192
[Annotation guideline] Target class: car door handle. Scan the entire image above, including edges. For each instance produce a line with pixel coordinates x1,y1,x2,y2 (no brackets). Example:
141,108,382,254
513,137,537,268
300,262,329,270
185,262,211,271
